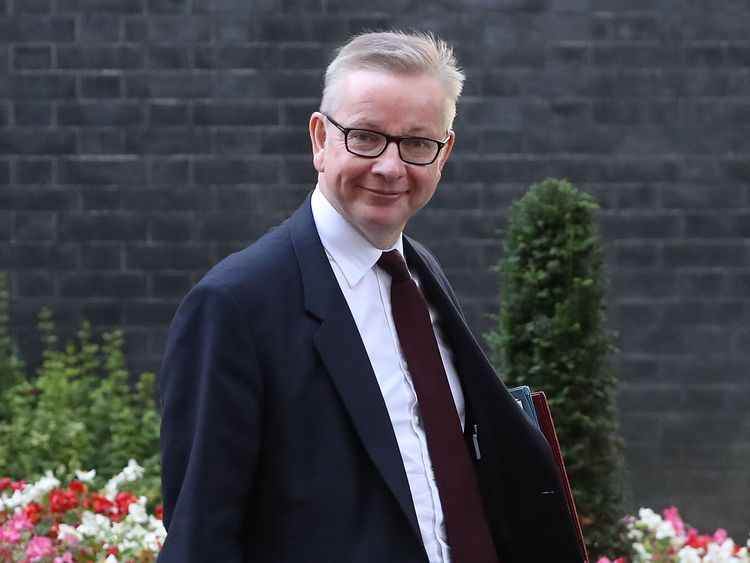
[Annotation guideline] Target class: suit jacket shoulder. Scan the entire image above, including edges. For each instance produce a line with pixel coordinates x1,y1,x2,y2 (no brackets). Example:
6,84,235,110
404,236,463,313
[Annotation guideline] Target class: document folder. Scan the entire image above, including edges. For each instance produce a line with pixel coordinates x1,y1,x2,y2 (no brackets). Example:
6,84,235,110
509,386,589,562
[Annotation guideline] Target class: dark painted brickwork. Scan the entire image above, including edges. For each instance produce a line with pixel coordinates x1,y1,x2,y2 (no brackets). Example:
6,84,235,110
1,0,749,538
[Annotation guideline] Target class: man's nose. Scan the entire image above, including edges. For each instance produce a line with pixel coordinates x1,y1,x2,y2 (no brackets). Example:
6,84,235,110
371,141,406,179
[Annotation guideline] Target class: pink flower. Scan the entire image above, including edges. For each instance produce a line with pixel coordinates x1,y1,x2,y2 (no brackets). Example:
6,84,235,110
662,505,686,536
0,512,34,543
54,553,74,563
596,558,626,563
713,527,728,544
10,512,33,531
0,527,21,543
25,535,55,561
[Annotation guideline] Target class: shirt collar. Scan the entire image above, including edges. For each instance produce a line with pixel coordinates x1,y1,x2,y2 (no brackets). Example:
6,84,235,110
311,186,404,288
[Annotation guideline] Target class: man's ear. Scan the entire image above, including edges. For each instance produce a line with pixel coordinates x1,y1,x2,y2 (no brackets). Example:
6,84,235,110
310,112,327,173
437,130,455,172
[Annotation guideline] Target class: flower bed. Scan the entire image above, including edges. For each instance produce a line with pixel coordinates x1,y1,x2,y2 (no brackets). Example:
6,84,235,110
599,506,750,563
5,466,749,563
0,460,165,563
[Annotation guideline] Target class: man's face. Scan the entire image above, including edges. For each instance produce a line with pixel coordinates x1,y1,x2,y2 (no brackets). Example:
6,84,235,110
310,69,455,249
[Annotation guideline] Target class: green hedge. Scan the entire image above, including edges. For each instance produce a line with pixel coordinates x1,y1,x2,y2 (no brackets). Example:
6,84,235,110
485,178,631,557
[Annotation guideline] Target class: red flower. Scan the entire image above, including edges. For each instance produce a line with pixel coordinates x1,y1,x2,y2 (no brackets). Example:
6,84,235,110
88,493,114,514
684,528,711,550
23,501,43,524
0,477,11,491
68,479,86,495
115,492,138,515
49,487,79,513
11,480,26,491
155,505,164,520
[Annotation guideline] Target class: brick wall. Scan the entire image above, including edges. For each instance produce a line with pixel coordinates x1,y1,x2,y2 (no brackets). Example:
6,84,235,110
1,0,749,539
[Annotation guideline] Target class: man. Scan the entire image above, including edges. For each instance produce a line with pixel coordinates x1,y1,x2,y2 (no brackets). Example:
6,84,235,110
158,31,584,562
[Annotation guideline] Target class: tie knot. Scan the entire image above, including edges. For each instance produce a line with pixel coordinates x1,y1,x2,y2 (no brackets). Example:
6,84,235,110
377,250,410,282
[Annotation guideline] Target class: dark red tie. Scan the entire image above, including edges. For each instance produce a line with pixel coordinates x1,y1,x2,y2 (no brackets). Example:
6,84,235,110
378,250,499,563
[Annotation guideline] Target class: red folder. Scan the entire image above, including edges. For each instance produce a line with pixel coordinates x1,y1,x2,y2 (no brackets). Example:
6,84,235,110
531,391,589,563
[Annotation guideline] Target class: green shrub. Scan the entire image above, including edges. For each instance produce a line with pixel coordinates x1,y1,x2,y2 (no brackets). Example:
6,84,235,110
0,273,161,503
485,178,630,557
0,273,25,407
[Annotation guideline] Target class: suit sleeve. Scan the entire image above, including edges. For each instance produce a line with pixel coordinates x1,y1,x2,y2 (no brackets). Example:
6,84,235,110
158,283,263,562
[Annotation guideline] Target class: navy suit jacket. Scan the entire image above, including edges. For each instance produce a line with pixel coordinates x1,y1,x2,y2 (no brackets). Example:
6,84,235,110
158,195,584,562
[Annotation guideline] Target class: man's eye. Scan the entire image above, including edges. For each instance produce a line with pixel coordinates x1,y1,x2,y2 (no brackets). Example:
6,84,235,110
349,131,379,144
403,138,431,151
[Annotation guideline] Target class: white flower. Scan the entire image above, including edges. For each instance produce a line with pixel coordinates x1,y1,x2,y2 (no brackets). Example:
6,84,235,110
638,507,663,530
77,511,113,537
122,459,145,480
677,546,702,563
654,519,676,540
105,555,119,563
150,517,167,539
141,521,167,552
127,496,149,524
104,459,144,500
75,468,96,482
703,539,741,562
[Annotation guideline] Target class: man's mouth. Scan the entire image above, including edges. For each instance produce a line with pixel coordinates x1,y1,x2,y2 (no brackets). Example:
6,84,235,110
360,186,406,198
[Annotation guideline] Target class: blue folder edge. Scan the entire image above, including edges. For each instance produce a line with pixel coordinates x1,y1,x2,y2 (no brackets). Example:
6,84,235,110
508,384,540,429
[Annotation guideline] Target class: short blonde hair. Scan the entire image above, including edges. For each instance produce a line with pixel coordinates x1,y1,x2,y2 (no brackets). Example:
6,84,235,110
320,30,465,133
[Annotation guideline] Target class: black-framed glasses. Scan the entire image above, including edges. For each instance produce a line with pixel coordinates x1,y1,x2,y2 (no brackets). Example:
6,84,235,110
324,114,450,166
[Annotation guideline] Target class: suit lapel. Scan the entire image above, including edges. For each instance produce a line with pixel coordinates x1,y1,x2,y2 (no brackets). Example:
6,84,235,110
403,238,497,397
288,197,422,542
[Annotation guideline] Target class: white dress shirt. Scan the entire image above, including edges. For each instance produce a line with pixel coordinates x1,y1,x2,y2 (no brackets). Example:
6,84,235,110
311,187,465,563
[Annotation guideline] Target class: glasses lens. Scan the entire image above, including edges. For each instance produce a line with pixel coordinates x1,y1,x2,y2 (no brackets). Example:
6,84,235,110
346,130,386,157
399,138,439,165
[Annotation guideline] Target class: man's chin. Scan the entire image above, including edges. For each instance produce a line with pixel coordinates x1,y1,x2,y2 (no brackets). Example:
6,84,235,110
352,214,406,250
